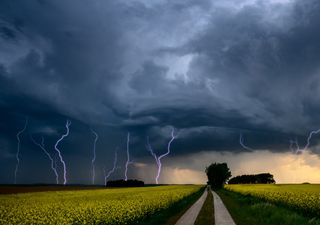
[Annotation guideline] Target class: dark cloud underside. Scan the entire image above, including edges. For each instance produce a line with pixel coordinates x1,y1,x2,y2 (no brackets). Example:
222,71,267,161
1,0,320,183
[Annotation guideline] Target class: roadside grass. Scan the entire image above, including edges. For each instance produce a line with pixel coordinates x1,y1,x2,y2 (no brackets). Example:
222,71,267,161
217,189,320,225
195,188,214,225
138,186,205,225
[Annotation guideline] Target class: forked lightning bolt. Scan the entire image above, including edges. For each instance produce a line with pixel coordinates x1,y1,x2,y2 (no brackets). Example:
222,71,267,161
146,137,160,184
303,129,320,151
289,129,320,154
146,128,177,184
54,120,71,185
104,150,118,186
14,118,28,184
31,135,59,184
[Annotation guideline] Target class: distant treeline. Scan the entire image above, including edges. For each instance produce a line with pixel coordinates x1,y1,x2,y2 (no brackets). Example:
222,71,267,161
106,179,144,187
228,173,275,184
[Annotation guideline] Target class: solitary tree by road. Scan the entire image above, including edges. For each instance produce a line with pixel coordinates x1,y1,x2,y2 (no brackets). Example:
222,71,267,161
206,162,231,189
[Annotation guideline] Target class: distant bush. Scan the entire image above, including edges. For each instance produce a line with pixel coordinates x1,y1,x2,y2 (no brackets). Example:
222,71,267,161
106,179,144,187
228,173,275,184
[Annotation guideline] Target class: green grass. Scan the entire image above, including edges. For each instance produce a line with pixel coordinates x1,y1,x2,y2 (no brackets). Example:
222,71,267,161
217,189,320,225
138,186,205,225
194,188,214,225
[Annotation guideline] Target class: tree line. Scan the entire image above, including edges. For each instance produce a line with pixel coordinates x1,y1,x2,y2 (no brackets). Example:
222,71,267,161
206,162,275,189
228,173,275,184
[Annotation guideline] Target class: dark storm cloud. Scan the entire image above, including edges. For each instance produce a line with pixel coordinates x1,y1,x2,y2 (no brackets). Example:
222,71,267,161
0,0,127,124
181,0,320,134
1,0,320,183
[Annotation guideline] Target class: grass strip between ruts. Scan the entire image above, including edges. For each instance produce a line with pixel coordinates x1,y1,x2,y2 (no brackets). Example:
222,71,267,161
194,188,214,225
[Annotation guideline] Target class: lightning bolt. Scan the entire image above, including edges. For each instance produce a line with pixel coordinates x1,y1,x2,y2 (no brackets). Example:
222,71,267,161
31,135,59,184
54,120,71,185
90,129,98,185
14,118,28,184
156,128,177,184
239,133,254,151
303,129,320,151
124,132,132,181
146,137,160,184
289,129,320,155
146,128,177,184
104,150,118,186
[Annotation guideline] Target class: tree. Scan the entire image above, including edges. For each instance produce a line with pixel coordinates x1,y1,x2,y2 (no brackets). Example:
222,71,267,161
256,173,275,184
106,179,144,187
228,173,275,184
205,162,231,189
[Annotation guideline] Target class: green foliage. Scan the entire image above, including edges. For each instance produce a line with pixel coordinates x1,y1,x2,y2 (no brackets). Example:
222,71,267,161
0,185,203,224
228,173,275,184
225,184,320,218
205,162,231,189
194,189,214,225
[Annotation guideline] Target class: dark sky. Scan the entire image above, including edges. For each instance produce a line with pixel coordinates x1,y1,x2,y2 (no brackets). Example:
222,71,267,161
1,0,320,184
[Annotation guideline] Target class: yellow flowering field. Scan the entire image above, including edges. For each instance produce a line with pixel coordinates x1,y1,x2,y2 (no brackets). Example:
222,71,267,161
225,184,320,217
0,185,203,224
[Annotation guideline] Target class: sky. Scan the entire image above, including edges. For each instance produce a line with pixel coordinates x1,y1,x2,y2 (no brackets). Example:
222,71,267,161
1,0,320,185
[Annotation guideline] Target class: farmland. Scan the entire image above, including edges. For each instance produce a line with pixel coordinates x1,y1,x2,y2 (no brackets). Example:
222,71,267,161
0,185,203,225
225,184,320,217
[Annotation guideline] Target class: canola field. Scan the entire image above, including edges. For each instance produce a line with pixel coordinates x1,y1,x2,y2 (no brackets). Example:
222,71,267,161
225,184,320,217
0,185,203,224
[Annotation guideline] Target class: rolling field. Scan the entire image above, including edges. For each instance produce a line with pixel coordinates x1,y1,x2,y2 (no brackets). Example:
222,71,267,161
0,185,203,224
225,184,320,217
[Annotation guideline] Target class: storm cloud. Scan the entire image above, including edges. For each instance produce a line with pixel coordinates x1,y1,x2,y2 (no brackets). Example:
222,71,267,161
1,0,320,184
